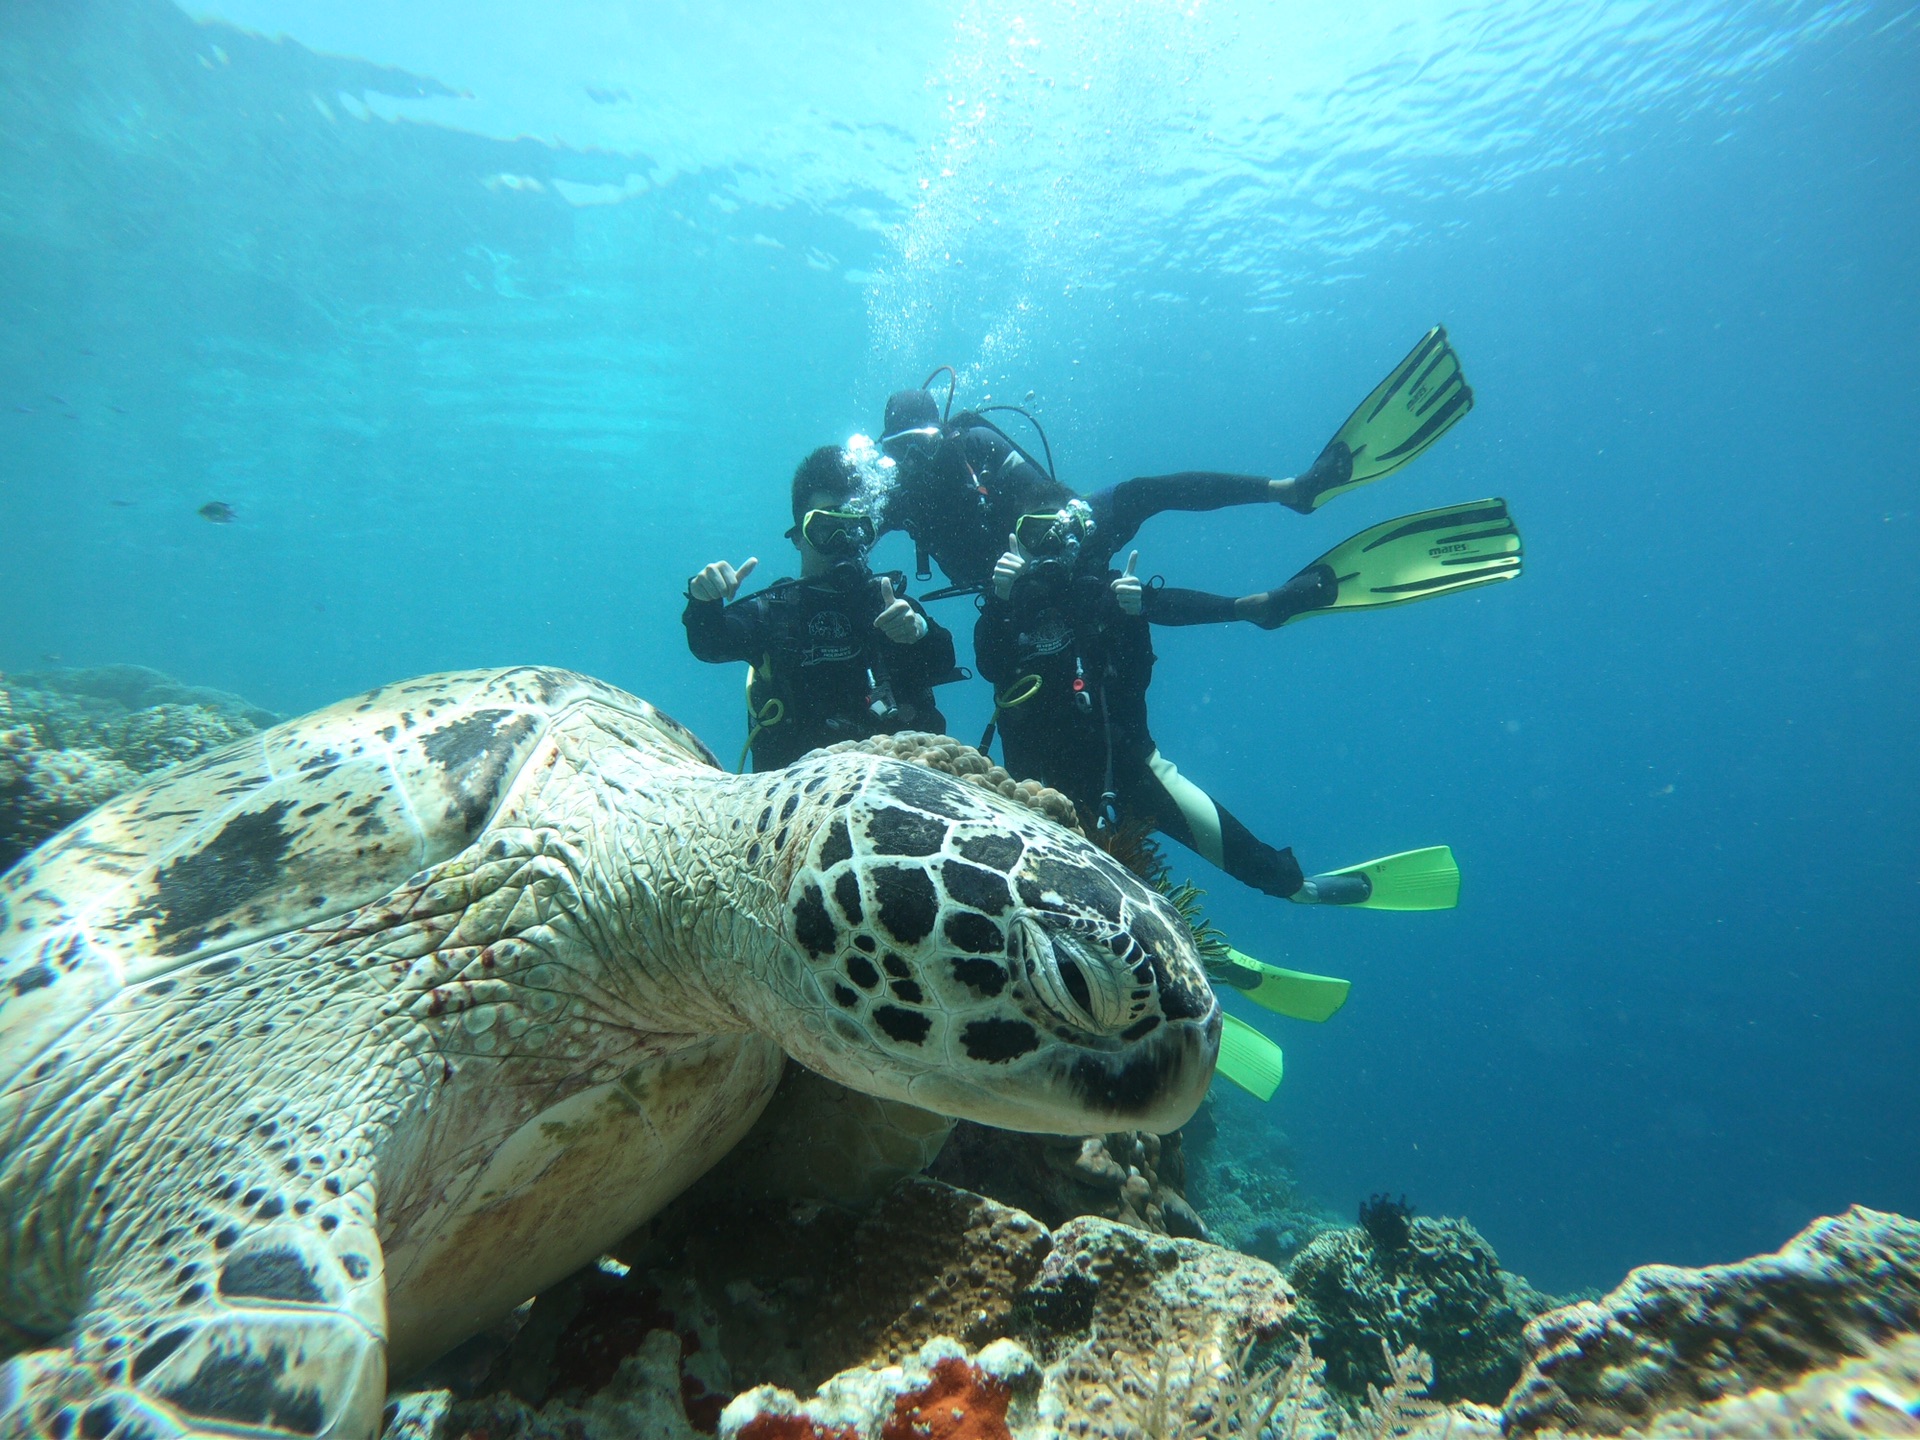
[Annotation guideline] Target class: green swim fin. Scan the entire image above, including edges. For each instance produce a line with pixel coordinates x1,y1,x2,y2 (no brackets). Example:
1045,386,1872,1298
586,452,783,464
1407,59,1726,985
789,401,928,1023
1294,845,1460,911
1210,949,1352,1022
1254,498,1522,628
1289,325,1474,512
1216,1012,1286,1101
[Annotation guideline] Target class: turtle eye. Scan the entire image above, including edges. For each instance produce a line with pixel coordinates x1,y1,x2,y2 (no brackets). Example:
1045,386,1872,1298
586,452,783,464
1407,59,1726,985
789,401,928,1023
1012,915,1132,1034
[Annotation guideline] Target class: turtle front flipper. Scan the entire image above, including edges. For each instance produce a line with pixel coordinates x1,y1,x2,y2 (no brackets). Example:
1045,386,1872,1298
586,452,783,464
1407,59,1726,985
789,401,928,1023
1,1001,394,1440
0,1202,388,1440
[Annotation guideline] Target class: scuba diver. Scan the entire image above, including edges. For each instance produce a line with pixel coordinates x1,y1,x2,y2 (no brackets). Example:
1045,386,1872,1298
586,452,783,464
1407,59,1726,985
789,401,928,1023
877,325,1475,596
973,494,1522,905
684,445,964,772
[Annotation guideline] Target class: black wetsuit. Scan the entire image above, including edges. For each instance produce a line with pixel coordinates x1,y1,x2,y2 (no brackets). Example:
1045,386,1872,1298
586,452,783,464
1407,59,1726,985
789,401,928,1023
883,415,1273,593
684,566,959,771
974,566,1305,899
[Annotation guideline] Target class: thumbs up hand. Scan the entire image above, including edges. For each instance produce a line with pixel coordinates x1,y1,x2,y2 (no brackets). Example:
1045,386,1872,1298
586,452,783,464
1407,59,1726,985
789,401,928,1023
874,575,929,644
689,556,757,603
992,533,1028,601
1112,550,1142,614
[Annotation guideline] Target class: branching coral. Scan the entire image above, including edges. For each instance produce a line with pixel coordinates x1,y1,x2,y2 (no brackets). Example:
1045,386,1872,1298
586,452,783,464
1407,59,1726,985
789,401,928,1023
1113,1334,1444,1440
1345,1344,1443,1440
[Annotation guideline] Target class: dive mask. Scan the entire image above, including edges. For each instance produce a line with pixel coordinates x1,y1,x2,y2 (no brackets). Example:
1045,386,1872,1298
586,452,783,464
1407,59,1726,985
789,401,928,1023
879,424,945,462
1013,499,1092,561
794,507,877,558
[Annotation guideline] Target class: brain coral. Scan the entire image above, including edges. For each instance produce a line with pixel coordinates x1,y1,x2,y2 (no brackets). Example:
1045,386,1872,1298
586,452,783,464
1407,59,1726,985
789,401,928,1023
1285,1213,1553,1404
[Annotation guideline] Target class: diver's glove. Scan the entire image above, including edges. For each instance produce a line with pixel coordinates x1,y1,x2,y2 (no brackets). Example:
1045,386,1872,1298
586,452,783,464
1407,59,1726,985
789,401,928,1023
873,576,929,644
991,532,1028,600
688,556,758,603
1111,550,1142,615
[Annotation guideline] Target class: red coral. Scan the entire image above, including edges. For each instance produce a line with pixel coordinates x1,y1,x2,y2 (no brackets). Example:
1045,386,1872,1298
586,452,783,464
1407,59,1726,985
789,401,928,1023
880,1359,1012,1440
733,1414,859,1440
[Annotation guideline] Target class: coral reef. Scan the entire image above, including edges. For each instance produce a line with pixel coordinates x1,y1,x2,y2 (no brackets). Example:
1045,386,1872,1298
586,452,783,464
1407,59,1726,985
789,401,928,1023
1581,1331,1920,1438
928,1123,1206,1240
462,1258,730,1427
0,724,135,870
1285,1212,1554,1405
721,1337,1039,1440
1022,1214,1295,1370
715,1330,1487,1440
0,664,273,869
791,1177,1055,1375
495,1178,1058,1401
1503,1204,1920,1436
405,1178,1306,1439
449,1328,711,1440
376,1181,1920,1440
1022,1216,1308,1439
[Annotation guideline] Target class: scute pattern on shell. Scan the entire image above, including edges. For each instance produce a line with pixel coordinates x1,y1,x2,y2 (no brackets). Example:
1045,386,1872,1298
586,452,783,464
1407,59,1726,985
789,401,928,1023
817,732,1082,835
0,666,710,1092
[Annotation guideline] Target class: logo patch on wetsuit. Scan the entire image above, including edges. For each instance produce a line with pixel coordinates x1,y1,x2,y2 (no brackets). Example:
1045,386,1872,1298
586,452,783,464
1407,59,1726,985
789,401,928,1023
802,609,861,666
1016,611,1074,660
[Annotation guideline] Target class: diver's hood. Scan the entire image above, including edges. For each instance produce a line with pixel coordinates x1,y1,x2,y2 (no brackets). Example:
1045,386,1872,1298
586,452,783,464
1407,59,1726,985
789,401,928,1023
883,388,941,439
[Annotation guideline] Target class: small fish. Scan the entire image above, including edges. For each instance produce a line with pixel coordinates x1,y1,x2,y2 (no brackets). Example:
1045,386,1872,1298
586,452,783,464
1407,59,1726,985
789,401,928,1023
12,405,32,414
198,501,237,523
41,651,64,666
109,498,136,508
47,394,69,406
109,404,128,414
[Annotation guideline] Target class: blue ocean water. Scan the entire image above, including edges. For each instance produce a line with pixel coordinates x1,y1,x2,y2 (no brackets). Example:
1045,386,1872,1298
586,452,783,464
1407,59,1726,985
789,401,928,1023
1,0,1914,1295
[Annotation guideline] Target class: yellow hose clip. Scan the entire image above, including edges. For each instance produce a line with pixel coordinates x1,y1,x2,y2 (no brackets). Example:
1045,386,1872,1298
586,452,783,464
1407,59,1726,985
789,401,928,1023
978,673,1043,755
997,673,1044,710
739,695,785,773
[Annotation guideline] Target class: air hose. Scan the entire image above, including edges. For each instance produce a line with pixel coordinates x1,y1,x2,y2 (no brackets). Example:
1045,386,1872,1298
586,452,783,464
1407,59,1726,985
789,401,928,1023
977,673,1042,755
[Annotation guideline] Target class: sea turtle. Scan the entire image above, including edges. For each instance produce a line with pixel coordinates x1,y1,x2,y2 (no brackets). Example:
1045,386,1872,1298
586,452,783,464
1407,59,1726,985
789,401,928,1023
0,666,1219,1440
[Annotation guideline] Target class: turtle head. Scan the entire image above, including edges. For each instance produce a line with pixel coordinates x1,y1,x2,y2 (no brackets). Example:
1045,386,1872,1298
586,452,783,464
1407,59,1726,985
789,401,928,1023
762,756,1219,1134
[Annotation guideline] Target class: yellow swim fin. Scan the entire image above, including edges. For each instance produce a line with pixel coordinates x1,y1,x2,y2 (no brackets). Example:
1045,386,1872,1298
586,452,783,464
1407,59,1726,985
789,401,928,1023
1255,500,1523,630
1212,948,1352,1022
1289,325,1474,512
1216,1012,1286,1101
1296,845,1461,911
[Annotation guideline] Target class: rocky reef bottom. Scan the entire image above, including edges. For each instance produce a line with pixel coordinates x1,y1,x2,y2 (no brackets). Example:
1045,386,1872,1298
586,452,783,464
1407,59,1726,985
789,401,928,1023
395,1174,1920,1440
383,1061,1920,1439
0,664,275,870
